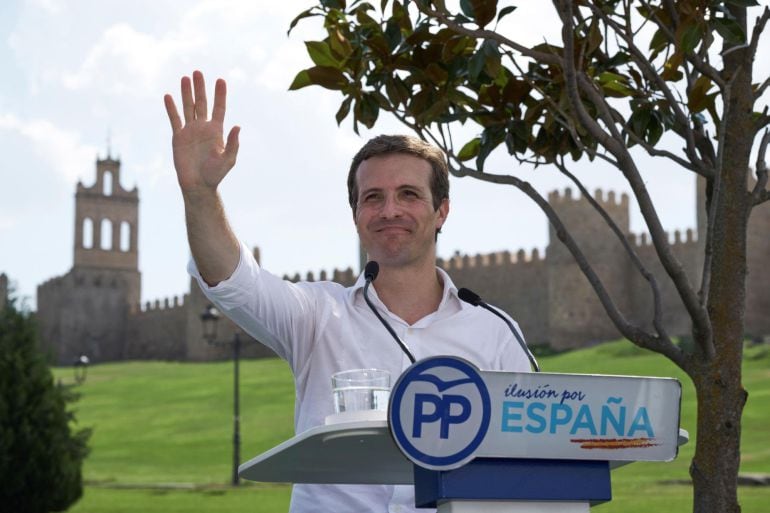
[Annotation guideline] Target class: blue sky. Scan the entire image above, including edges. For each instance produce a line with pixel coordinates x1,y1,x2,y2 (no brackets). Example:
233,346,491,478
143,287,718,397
3,0,755,309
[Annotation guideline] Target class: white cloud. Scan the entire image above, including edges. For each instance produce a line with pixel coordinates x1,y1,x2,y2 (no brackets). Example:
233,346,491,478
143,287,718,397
25,0,61,15
0,114,97,184
61,23,204,94
0,214,16,232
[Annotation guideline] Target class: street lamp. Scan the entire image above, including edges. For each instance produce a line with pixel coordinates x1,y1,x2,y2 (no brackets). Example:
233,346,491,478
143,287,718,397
200,304,248,486
73,353,90,385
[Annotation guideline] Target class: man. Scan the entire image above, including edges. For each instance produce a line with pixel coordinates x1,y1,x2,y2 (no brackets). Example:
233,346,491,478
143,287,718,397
164,70,530,513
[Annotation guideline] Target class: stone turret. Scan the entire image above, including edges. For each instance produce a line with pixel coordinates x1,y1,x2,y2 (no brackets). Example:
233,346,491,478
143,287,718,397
37,153,142,364
546,188,633,349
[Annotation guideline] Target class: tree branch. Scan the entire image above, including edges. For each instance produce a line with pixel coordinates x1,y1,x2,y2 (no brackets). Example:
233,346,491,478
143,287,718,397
749,6,770,63
622,124,705,174
416,2,562,67
751,129,770,206
556,1,624,153
557,0,714,357
554,157,671,342
699,75,737,325
588,1,710,174
448,157,685,365
756,77,770,101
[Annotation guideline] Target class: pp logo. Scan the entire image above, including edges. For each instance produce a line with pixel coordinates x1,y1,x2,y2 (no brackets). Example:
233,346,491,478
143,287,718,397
388,357,491,470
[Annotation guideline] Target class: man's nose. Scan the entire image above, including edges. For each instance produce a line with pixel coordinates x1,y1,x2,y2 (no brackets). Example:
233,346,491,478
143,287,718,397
379,194,403,218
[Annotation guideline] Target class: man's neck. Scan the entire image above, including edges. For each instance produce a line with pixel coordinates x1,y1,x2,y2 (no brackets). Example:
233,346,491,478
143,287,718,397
372,259,444,325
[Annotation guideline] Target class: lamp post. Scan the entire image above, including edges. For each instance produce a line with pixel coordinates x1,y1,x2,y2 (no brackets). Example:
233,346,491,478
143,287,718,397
73,353,90,385
200,304,245,486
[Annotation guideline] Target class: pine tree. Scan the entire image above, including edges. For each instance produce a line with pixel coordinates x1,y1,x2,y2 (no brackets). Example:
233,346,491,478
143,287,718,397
0,298,90,513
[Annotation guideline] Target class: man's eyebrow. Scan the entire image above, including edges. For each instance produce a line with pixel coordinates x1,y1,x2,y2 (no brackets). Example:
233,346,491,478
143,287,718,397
358,186,383,196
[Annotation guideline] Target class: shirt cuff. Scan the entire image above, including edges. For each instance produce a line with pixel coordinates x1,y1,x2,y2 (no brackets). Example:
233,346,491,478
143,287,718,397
187,241,257,308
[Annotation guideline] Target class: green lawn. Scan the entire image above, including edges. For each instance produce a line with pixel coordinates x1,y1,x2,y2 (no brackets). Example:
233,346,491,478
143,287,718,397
53,342,770,512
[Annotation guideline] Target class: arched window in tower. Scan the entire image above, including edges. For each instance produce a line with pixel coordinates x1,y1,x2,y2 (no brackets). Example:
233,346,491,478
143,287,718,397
103,171,113,196
100,218,112,250
82,218,94,249
120,221,131,252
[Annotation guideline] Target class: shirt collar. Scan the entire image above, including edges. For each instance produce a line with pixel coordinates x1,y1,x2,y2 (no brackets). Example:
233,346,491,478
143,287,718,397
350,267,464,320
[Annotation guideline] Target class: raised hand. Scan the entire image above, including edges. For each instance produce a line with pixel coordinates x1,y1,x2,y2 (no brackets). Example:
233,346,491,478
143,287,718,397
164,70,240,194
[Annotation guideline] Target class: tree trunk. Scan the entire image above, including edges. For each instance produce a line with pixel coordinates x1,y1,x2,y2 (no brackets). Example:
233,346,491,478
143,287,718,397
690,357,747,513
690,11,753,509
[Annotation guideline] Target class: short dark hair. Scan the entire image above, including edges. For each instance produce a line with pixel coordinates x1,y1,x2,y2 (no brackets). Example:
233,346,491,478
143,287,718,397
347,134,449,217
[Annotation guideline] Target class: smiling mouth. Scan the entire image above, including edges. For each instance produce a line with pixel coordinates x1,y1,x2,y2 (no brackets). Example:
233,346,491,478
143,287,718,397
376,226,411,233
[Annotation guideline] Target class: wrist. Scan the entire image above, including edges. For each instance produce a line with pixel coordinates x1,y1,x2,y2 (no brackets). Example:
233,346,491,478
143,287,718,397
182,186,220,206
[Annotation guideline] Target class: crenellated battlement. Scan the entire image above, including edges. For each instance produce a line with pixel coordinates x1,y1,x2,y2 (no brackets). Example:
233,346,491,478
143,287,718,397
133,294,186,314
438,247,545,271
283,266,357,285
627,228,697,248
38,274,68,291
548,187,630,208
36,160,770,362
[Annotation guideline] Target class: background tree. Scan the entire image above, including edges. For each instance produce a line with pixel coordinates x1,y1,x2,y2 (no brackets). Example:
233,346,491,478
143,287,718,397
289,1,770,511
0,296,90,513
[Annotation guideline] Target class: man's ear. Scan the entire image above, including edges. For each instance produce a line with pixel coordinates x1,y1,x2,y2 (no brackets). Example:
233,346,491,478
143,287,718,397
436,198,449,230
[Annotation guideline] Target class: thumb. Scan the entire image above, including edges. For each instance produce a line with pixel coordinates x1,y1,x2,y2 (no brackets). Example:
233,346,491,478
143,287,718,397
223,126,240,167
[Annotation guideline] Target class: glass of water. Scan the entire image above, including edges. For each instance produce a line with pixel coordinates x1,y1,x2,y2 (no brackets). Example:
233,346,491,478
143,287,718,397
332,369,391,413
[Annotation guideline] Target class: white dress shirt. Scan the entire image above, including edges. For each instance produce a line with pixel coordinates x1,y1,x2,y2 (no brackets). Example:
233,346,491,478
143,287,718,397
190,241,530,513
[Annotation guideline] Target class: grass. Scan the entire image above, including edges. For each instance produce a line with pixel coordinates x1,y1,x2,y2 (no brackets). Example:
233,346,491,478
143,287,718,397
53,341,770,512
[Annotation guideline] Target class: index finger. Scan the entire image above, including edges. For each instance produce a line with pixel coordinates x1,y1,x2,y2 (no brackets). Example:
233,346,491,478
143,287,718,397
164,94,183,132
211,78,227,123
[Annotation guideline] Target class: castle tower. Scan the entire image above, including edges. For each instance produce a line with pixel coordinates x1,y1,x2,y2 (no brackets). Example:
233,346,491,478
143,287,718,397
37,154,141,363
74,156,139,271
545,188,634,349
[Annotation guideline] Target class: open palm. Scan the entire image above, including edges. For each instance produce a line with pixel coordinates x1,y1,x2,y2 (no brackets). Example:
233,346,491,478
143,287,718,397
164,71,240,193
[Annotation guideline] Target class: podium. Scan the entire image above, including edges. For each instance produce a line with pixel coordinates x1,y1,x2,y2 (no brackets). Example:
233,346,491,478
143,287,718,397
239,357,687,511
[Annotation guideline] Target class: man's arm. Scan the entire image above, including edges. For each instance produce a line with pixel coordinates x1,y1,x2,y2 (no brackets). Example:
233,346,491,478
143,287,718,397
164,70,240,285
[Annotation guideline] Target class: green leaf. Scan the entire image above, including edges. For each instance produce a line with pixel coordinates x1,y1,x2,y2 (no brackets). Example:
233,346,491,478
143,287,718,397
679,22,702,54
320,0,346,8
335,97,353,125
288,7,320,36
469,0,498,28
457,138,481,161
355,94,380,128
712,17,746,44
288,66,348,91
289,70,312,90
468,48,486,81
497,5,516,23
598,72,635,98
648,28,668,60
460,0,474,18
688,76,714,113
647,117,663,146
661,51,684,81
725,0,759,6
305,41,341,68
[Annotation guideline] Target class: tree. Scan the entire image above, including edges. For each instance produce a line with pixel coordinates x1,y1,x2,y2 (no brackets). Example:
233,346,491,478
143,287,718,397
288,1,770,511
0,297,90,513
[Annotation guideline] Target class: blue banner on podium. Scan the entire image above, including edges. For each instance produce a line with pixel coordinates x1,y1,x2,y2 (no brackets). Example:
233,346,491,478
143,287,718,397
388,356,682,471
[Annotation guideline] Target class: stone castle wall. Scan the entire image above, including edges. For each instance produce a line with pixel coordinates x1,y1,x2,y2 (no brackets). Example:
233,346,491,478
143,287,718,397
33,155,770,363
37,267,140,363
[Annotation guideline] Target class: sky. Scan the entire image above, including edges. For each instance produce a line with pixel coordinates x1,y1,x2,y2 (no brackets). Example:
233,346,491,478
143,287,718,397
1,0,765,310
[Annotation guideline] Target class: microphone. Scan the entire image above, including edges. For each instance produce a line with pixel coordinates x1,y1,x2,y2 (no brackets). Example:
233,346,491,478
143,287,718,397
363,261,416,364
458,287,540,372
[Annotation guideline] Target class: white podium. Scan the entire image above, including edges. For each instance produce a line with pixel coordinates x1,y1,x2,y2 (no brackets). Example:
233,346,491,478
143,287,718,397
239,357,688,511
